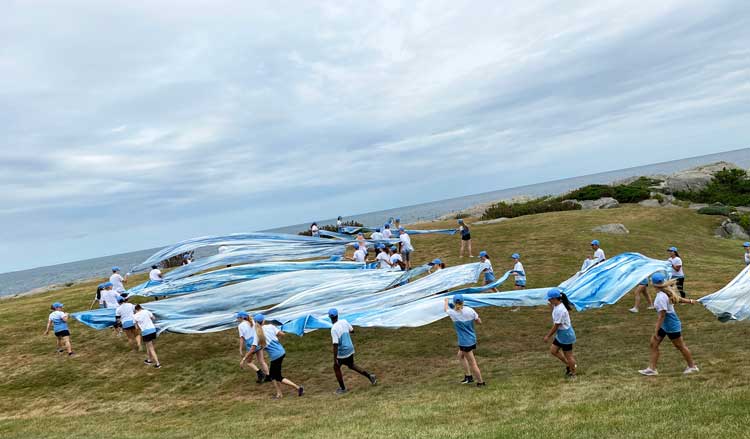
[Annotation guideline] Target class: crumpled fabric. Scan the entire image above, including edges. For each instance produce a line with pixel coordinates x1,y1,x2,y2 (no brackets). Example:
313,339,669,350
699,265,750,322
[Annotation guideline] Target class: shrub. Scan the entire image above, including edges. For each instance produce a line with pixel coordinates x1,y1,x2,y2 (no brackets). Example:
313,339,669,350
675,168,750,206
298,220,364,236
482,197,581,220
561,177,658,204
735,213,750,232
697,206,733,216
454,212,471,219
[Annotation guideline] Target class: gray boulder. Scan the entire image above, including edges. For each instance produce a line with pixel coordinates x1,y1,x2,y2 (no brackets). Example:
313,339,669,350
715,219,750,240
592,223,630,235
689,203,709,210
663,161,741,193
638,199,661,208
567,197,620,210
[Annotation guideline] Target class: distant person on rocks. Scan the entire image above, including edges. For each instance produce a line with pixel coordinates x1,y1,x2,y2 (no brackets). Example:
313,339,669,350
134,304,161,369
310,222,320,238
510,253,526,289
90,283,106,309
667,247,686,298
398,227,414,270
44,302,74,356
629,277,654,313
250,314,304,399
116,295,141,351
478,251,498,292
337,216,343,232
544,289,577,379
428,258,445,273
457,219,473,258
109,267,128,294
638,272,699,377
237,312,269,383
744,242,750,265
382,224,392,240
370,228,384,241
329,308,377,395
444,295,485,387
375,244,392,269
149,265,163,283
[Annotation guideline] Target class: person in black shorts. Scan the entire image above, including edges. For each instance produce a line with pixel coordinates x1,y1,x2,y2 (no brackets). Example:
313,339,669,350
328,309,377,394
457,219,473,258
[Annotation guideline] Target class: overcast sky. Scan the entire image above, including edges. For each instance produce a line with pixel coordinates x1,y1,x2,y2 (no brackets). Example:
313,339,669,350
1,0,749,273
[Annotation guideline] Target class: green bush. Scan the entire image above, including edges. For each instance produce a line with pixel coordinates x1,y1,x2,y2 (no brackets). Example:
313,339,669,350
454,212,471,219
675,168,750,206
697,206,733,216
735,213,750,231
298,220,363,236
482,197,581,220
562,177,659,204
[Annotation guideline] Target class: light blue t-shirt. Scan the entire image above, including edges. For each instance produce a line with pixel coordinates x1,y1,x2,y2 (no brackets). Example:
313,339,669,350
331,319,355,358
447,306,478,347
49,311,68,333
655,291,682,333
254,324,286,361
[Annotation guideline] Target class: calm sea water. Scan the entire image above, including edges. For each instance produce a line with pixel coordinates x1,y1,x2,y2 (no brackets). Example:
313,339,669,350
2,148,748,297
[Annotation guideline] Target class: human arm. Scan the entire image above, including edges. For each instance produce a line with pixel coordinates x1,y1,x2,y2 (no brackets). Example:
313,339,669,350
44,319,52,335
544,323,560,342
444,298,450,313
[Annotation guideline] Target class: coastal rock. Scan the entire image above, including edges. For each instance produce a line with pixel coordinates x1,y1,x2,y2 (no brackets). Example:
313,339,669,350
566,197,619,210
592,223,630,234
715,219,750,240
473,217,510,226
689,203,709,210
663,161,741,193
638,199,661,208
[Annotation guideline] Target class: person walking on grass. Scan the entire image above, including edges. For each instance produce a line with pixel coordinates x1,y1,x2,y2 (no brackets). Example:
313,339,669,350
629,278,654,313
329,308,377,394
389,246,405,270
510,253,526,289
116,295,141,351
133,304,161,369
398,227,414,270
457,219,473,258
236,312,270,383
478,251,498,293
109,266,128,294
44,302,74,357
744,242,750,266
90,283,106,309
444,295,485,387
249,314,304,399
667,247,687,298
544,288,577,379
638,272,699,376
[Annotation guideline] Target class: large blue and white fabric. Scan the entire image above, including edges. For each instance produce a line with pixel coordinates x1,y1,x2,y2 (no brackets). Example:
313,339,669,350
339,226,457,236
699,265,750,321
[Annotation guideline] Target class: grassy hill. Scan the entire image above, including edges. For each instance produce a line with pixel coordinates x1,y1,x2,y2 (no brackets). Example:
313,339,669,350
2,206,750,438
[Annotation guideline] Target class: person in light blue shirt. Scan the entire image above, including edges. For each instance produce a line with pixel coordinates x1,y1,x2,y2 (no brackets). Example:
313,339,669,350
510,253,526,289
444,295,485,387
544,289,577,378
44,302,74,356
328,309,377,394
249,314,304,399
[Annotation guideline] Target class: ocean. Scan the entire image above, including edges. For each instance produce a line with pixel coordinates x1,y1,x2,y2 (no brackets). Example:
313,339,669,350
2,148,748,297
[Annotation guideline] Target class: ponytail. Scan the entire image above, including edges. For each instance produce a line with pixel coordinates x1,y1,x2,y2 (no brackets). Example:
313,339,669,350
560,293,572,311
658,279,681,305
134,304,143,312
673,251,681,258
254,321,268,348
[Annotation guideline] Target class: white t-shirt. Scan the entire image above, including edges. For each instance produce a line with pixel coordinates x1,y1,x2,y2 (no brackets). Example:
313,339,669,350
390,253,403,265
654,291,676,314
133,309,155,332
370,232,383,240
101,289,121,308
331,319,355,358
115,302,136,321
353,249,366,263
513,261,526,282
238,320,255,344
745,252,750,265
382,229,392,239
480,259,493,274
552,303,572,330
149,269,162,281
593,248,606,263
668,256,684,277
110,273,125,292
399,233,414,252
337,220,342,228
376,252,391,269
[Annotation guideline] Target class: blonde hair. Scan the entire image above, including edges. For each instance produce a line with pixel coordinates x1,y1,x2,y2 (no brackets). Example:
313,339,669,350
454,302,464,312
656,279,681,304
253,319,267,348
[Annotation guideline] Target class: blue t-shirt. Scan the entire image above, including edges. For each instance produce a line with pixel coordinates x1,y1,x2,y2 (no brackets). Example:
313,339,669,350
331,320,355,358
655,291,682,333
49,311,68,333
447,306,478,347
255,325,286,361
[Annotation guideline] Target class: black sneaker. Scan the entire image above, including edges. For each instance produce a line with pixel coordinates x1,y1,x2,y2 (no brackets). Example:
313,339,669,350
460,376,474,384
264,375,273,383
565,366,571,376
256,370,266,384
154,363,161,369
298,386,304,397
68,352,75,357
476,382,486,387
144,359,153,365
368,374,378,385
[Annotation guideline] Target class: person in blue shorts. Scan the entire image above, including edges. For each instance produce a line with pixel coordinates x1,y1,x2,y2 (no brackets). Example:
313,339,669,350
250,314,304,399
544,288,577,378
638,272,699,376
44,302,74,356
510,253,526,289
328,308,377,394
116,295,141,351
629,277,654,313
444,295,485,387
478,251,498,292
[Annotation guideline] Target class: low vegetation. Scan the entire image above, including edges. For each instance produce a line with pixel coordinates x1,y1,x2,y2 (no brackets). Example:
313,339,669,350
676,168,750,206
481,197,581,220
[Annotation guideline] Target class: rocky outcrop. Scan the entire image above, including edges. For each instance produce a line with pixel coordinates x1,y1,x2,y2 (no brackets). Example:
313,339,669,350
715,219,750,240
565,197,619,210
592,224,630,234
473,217,510,226
638,199,661,208
662,161,741,193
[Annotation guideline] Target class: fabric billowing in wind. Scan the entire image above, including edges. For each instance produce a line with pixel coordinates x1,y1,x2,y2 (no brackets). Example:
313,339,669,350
339,226,457,236
699,265,750,321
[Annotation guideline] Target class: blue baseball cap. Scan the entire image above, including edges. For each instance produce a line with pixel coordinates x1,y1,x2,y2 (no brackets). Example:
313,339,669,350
235,311,249,319
591,240,600,246
668,246,678,252
328,308,338,317
396,217,401,221
102,282,113,288
398,227,405,232
651,272,667,285
375,228,381,232
52,302,63,308
511,253,520,259
744,242,750,248
112,266,120,272
458,218,464,224
546,288,562,300
429,258,442,266
384,223,390,228
352,243,360,249
453,294,464,304
376,243,385,249
253,314,265,324
390,245,398,251
479,251,488,258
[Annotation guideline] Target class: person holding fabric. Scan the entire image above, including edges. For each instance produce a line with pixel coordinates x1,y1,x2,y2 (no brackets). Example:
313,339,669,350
328,308,377,394
389,246,405,270
398,227,414,270
90,283,106,309
589,240,606,265
133,304,161,369
237,312,269,383
370,228,384,241
478,251,498,293
382,224,392,240
109,266,128,294
116,295,141,351
543,288,577,379
250,314,304,399
375,245,392,269
349,243,367,263
444,295,485,387
638,272,699,376
629,278,654,313
44,302,74,356
510,253,526,289
356,233,368,258
457,219,473,258
149,265,163,282
667,247,686,298
394,218,401,230
428,258,446,272
744,242,750,265
100,282,121,309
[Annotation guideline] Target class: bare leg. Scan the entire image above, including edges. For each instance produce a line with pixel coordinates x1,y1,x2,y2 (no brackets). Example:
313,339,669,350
136,333,142,351
648,335,663,370
564,351,577,374
457,351,470,375
272,380,283,398
464,351,483,383
62,336,72,354
468,241,473,257
549,344,568,365
334,362,346,389
633,286,643,309
459,241,465,258
255,351,269,375
281,378,299,390
347,363,372,380
671,337,696,368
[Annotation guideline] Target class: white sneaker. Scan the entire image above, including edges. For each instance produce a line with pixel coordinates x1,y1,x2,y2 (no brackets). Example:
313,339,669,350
638,368,658,376
628,307,638,313
647,305,655,310
683,366,700,374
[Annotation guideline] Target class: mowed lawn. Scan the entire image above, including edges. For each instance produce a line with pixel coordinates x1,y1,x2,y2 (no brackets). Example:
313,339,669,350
2,206,750,438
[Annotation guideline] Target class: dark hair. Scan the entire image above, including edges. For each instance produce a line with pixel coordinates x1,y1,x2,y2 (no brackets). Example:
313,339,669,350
134,304,143,311
672,251,681,258
311,222,317,227
438,263,446,269
96,285,103,300
151,265,158,269
50,304,55,311
560,293,572,311
329,314,338,323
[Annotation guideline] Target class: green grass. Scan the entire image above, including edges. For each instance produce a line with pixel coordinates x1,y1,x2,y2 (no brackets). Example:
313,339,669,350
2,206,750,438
